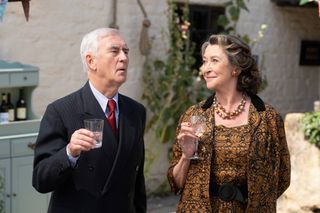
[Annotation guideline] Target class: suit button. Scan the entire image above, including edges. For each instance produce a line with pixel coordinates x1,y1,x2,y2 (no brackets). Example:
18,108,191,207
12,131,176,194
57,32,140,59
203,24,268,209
136,165,139,171
88,166,94,171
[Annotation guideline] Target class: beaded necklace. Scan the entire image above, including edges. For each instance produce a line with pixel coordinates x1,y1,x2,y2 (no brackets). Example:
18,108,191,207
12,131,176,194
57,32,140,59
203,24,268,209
213,94,246,120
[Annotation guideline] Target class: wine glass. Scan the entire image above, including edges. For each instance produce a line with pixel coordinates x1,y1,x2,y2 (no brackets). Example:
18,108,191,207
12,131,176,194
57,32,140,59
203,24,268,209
189,115,206,160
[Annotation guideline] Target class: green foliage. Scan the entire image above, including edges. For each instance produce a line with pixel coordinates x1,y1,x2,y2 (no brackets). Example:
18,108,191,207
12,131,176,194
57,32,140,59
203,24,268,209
302,112,320,148
217,0,249,35
217,0,268,48
299,0,317,5
142,0,209,143
217,0,268,92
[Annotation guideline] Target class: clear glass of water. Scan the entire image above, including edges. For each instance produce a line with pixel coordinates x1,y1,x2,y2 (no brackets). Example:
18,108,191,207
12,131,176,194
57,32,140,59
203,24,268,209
189,115,206,160
84,119,104,148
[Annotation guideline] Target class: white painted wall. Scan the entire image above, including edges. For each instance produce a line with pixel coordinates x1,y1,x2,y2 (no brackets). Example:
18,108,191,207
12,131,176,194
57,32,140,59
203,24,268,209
237,1,320,114
0,0,168,117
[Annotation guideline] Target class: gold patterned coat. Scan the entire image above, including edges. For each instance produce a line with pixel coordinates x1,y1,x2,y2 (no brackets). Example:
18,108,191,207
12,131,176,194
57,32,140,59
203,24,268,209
167,93,291,213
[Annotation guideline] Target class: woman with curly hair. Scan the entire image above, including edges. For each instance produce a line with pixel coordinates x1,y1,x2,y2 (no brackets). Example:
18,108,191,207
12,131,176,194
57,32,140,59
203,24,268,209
167,34,290,213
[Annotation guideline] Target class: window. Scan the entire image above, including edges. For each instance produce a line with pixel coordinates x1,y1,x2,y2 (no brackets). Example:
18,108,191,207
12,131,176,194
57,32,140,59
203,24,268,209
177,4,225,69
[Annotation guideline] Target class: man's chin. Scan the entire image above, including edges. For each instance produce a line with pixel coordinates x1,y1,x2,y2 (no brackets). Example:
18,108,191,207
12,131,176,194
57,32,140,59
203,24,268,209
117,76,127,84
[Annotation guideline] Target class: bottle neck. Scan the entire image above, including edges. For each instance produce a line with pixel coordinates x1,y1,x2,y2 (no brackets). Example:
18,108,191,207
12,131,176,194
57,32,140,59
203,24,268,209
1,94,7,104
7,94,11,103
18,89,24,100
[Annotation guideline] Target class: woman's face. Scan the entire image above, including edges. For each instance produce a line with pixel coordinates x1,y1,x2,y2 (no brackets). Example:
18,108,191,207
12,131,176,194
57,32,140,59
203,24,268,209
202,44,237,91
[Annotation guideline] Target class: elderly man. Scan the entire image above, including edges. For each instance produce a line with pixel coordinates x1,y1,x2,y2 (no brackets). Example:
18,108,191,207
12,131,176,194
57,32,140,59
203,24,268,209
32,28,146,213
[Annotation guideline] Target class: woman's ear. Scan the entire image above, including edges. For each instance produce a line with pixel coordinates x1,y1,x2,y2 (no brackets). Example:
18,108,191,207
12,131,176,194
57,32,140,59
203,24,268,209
232,68,241,77
86,54,97,71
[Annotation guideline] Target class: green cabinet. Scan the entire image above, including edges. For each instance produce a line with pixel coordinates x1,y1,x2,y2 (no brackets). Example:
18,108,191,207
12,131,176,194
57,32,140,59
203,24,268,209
0,60,40,124
0,60,39,88
11,156,49,213
0,136,50,213
0,158,10,213
0,60,48,213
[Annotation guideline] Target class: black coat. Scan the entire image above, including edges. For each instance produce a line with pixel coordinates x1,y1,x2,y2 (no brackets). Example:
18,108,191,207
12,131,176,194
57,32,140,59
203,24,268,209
32,81,146,213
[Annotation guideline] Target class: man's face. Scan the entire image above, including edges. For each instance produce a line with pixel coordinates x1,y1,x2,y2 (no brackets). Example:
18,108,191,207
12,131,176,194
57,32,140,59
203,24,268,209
94,34,129,87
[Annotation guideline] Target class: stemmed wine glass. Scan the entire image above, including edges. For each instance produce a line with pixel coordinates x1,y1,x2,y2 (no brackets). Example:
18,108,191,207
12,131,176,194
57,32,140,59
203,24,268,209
189,115,206,160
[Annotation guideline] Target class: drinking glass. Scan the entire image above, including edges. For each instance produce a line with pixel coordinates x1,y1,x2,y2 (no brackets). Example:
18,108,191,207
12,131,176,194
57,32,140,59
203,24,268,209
84,119,104,148
189,115,206,160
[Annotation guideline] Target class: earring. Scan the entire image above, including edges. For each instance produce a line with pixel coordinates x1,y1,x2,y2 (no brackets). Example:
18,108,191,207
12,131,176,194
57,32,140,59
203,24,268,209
232,71,237,76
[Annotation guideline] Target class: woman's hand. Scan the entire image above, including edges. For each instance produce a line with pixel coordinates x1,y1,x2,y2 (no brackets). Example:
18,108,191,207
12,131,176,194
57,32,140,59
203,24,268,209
177,122,198,159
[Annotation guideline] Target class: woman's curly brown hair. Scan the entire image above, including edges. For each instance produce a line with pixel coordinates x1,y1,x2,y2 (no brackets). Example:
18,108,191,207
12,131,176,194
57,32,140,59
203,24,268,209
201,34,262,94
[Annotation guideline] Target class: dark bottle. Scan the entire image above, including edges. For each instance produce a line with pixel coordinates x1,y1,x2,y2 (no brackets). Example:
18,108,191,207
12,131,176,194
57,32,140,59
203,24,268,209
16,89,27,121
7,93,15,122
0,93,9,124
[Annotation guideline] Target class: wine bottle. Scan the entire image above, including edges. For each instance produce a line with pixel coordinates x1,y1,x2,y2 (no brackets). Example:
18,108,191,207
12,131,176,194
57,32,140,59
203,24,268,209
16,89,27,121
7,93,15,122
0,93,9,124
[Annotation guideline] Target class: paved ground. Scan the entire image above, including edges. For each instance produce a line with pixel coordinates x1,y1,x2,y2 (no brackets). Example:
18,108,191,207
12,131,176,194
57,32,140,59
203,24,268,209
147,195,179,213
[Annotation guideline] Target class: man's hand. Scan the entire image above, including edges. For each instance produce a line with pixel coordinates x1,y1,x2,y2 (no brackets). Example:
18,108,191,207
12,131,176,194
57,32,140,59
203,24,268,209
67,129,96,157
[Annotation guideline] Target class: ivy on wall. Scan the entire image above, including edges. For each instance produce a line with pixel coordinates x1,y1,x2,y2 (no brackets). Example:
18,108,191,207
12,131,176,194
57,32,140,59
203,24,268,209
217,0,268,91
142,0,208,144
299,0,318,6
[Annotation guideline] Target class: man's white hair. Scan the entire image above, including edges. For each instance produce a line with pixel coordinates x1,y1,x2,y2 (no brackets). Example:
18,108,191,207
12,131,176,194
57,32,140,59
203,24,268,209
80,28,119,72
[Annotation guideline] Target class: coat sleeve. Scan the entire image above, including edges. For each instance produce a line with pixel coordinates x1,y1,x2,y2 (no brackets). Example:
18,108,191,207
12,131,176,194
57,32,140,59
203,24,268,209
167,111,188,195
276,113,291,197
134,106,147,213
32,103,73,193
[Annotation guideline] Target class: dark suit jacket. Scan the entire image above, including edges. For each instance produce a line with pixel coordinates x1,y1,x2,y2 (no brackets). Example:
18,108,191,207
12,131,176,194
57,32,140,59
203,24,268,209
32,81,146,213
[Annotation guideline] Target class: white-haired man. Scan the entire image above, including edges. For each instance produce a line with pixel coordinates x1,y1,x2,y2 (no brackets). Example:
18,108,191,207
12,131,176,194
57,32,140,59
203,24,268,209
33,28,146,213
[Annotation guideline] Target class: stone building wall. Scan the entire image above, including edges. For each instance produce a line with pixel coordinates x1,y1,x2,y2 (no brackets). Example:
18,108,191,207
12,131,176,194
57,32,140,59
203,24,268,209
237,1,320,114
278,113,320,212
1,1,318,117
0,0,169,117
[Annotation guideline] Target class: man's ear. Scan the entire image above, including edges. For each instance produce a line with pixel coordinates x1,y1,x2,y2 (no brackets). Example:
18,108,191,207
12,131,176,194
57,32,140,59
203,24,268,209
86,54,97,71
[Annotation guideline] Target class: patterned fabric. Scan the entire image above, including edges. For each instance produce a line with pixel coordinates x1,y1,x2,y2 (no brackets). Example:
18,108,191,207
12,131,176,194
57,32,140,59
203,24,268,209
167,94,291,213
209,105,252,212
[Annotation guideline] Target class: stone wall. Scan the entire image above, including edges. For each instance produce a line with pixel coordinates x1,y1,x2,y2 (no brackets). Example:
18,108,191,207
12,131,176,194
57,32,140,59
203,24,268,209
237,1,320,115
0,0,168,116
278,113,320,212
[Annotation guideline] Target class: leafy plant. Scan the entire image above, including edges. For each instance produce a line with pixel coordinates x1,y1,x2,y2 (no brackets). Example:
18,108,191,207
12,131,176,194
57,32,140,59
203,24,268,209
142,0,209,144
217,0,250,35
302,112,320,148
217,0,268,92
299,0,318,6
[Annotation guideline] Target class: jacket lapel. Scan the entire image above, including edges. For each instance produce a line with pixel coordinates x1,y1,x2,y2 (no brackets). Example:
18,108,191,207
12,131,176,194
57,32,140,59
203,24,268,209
101,94,136,194
81,81,118,151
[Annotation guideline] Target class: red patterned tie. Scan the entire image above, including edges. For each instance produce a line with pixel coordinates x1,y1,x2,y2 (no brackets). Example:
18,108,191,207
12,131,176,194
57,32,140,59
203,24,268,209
107,99,117,134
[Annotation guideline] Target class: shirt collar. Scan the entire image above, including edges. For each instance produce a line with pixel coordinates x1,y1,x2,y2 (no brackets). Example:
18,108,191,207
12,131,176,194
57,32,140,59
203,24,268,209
88,81,119,115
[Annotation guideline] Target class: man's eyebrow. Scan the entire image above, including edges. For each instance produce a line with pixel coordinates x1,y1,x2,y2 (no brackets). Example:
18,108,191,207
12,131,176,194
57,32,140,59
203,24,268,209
110,45,129,51
110,45,120,49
